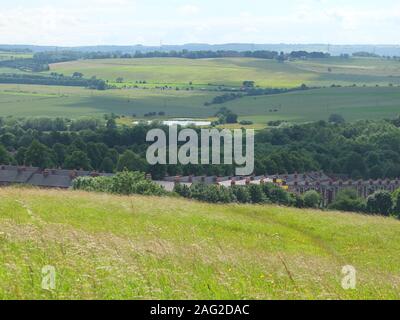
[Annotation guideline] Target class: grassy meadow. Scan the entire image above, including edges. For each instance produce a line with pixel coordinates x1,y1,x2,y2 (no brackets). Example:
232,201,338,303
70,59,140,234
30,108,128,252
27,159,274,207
0,83,399,125
49,57,400,88
0,51,33,61
0,56,399,126
0,187,399,300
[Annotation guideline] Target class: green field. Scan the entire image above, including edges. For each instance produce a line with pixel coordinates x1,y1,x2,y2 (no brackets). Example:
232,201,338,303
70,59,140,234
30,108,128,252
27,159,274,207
0,56,399,124
49,57,400,88
0,187,399,299
0,51,33,61
0,83,399,124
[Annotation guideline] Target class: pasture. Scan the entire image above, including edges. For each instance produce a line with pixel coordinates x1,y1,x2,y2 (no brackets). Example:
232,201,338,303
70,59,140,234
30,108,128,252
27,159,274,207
0,84,399,125
0,51,33,61
0,187,399,299
49,57,400,88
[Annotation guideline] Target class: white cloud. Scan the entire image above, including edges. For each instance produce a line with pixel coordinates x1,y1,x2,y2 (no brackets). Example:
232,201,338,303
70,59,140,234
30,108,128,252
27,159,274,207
177,4,200,15
0,1,399,45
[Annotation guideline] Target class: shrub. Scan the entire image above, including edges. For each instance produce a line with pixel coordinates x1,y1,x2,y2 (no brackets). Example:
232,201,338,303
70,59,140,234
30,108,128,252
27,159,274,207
261,183,290,205
247,184,268,204
329,188,366,213
231,186,252,203
303,190,321,208
367,190,392,216
73,171,166,196
391,188,400,218
174,183,192,198
188,183,236,203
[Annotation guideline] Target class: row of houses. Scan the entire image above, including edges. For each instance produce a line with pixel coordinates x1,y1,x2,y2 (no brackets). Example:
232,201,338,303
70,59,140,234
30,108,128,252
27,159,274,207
1,165,399,205
158,171,400,205
0,165,112,188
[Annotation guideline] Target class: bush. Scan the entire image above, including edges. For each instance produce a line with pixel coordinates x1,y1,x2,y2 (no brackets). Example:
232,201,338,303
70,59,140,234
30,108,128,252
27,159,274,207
367,190,392,216
231,186,252,203
329,188,366,213
303,190,321,208
73,171,166,196
174,183,192,198
261,183,290,205
391,188,400,218
187,183,236,203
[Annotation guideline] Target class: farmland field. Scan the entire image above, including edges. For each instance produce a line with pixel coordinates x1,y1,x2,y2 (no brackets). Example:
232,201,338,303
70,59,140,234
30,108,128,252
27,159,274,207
0,84,399,124
0,187,399,299
0,56,399,125
49,57,400,88
0,51,33,61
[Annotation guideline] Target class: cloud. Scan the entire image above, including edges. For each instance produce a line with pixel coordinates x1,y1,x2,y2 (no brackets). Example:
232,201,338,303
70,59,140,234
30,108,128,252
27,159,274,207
177,4,200,15
0,1,399,45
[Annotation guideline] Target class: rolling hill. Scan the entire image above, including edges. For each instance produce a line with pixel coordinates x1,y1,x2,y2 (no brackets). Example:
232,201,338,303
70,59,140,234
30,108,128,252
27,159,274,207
0,84,400,124
49,57,400,88
0,187,399,300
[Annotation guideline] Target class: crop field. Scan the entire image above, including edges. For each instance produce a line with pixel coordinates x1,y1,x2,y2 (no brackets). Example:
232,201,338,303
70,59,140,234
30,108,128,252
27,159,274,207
0,84,399,125
0,57,399,125
223,86,400,123
49,57,400,88
0,84,217,118
0,187,399,300
0,51,33,61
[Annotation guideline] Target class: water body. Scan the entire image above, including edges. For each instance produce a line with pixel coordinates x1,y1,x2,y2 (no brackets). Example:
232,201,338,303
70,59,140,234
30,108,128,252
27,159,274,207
133,118,211,127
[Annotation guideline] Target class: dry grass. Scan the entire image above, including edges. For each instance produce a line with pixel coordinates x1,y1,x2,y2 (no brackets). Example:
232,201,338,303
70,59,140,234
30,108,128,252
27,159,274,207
0,187,399,300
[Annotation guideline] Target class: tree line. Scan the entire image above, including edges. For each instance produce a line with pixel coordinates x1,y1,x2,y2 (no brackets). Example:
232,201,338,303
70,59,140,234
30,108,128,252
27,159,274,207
2,116,400,181
0,73,107,90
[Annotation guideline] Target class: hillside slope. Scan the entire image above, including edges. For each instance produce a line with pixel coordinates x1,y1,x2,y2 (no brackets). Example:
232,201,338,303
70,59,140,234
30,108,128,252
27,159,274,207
0,187,399,300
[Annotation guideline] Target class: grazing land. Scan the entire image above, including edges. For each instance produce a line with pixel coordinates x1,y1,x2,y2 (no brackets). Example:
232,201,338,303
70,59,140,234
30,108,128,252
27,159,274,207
0,56,399,126
0,187,399,299
0,84,399,124
49,57,400,88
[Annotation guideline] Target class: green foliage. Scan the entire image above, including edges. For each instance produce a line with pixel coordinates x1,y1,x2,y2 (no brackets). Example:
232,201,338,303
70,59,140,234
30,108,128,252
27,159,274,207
73,171,166,196
391,188,400,218
65,151,92,170
24,140,54,168
329,188,366,213
329,114,345,124
247,184,268,204
231,186,252,203
366,190,393,216
188,183,236,204
214,107,238,124
117,150,147,172
175,182,299,207
303,190,321,208
0,144,10,164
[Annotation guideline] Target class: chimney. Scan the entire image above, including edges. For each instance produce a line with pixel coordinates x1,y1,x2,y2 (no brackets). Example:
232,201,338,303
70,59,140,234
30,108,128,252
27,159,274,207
69,170,77,180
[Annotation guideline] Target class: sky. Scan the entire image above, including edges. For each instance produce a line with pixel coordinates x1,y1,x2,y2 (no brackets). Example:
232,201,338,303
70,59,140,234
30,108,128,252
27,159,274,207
0,0,399,46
